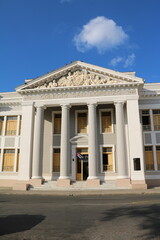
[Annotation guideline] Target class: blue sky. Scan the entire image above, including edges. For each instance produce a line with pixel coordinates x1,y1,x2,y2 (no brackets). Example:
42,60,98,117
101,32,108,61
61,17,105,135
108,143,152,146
0,0,160,92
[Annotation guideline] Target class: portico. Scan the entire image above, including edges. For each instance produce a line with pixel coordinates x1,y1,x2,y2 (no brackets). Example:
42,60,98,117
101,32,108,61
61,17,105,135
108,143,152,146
18,97,145,189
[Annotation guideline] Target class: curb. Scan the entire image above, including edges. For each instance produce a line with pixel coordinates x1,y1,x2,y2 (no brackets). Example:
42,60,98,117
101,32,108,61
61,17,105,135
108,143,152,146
1,188,160,196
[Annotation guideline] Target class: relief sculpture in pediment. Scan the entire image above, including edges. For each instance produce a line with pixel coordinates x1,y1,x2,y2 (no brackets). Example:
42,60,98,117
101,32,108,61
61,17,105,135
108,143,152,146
35,70,125,89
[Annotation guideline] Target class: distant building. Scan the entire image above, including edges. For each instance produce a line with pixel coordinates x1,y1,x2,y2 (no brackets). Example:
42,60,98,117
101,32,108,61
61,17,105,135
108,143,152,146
0,61,159,190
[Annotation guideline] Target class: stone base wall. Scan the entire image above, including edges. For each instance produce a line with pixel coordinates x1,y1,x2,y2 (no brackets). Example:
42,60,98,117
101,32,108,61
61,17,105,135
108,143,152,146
146,179,160,188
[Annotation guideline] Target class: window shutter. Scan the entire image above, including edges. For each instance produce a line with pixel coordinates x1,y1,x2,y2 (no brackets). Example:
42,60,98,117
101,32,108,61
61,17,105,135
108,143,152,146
153,114,160,130
53,152,60,172
108,152,113,171
145,148,154,170
78,114,87,133
102,113,111,133
156,148,160,170
3,151,15,171
54,115,61,134
6,119,17,135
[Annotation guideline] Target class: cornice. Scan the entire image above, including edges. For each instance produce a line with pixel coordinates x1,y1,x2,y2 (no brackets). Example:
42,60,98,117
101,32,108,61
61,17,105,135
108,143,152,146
17,82,143,94
140,89,160,97
0,101,22,106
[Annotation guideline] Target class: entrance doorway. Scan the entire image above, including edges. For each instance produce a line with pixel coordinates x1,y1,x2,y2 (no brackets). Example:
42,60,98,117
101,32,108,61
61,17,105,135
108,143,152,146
76,148,88,181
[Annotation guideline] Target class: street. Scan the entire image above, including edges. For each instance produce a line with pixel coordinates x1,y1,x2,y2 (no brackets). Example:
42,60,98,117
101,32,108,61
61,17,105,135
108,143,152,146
0,193,160,240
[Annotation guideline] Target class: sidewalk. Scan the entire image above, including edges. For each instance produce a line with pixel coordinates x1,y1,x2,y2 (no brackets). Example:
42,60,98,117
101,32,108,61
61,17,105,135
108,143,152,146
1,186,160,196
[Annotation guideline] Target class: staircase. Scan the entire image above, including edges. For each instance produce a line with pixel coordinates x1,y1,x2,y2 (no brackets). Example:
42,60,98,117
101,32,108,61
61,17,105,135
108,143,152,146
30,180,131,191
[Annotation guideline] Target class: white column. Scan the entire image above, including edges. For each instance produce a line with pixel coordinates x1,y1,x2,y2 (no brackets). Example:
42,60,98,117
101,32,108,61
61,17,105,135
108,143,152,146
32,106,45,179
88,103,98,179
127,99,145,181
59,104,70,179
18,102,34,180
115,101,128,178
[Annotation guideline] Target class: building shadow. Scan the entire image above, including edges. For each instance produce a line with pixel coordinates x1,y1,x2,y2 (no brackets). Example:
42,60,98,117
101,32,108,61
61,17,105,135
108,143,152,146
0,214,45,236
101,204,160,240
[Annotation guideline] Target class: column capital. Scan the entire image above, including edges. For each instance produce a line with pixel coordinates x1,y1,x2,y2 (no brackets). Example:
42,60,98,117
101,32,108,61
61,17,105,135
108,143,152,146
87,102,97,107
60,103,71,109
114,101,125,106
35,104,46,110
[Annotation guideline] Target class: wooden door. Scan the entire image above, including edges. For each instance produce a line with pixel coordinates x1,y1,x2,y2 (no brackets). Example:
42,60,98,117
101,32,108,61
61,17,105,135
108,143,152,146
76,148,88,180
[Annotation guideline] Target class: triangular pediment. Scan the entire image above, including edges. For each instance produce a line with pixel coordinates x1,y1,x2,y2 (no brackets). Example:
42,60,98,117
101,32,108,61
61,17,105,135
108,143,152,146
16,61,144,92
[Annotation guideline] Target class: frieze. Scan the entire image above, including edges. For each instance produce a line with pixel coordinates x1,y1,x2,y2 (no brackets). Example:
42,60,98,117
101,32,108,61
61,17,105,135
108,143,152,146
23,88,137,101
28,70,134,90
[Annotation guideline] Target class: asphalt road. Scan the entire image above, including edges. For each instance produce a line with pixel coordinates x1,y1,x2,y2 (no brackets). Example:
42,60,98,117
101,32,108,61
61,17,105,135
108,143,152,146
0,193,160,240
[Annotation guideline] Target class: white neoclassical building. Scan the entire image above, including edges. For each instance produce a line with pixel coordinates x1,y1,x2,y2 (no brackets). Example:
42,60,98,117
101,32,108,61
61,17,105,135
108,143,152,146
0,61,160,190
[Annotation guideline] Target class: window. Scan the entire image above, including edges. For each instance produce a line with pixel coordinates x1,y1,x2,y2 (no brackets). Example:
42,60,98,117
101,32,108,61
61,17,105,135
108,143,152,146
53,113,61,134
53,148,60,172
153,110,160,131
101,111,112,133
142,110,151,131
145,146,154,170
0,117,4,135
156,146,160,170
5,116,17,136
16,149,20,172
77,112,87,133
102,147,113,172
2,149,15,172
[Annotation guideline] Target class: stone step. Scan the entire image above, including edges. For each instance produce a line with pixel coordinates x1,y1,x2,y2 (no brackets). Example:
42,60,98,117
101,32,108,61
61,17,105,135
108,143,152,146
30,180,129,191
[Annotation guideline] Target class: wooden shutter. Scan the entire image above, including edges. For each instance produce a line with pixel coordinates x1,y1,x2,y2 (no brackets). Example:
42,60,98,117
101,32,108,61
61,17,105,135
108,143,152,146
153,114,160,130
156,146,160,170
108,152,113,171
3,150,15,171
54,114,61,134
6,117,17,136
145,147,154,170
53,149,60,172
78,113,87,133
101,112,111,133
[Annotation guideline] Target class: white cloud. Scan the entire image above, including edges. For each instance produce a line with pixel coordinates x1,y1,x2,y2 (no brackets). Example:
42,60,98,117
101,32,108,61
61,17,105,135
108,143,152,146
124,53,135,68
110,53,136,68
73,16,128,53
110,56,124,66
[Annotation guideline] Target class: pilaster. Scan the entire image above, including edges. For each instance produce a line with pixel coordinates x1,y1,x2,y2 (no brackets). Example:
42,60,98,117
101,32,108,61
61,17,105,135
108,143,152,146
18,102,34,180
127,99,147,189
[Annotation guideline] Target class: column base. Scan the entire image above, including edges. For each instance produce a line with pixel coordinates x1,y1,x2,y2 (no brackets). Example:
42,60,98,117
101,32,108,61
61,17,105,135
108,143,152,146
12,181,30,191
30,178,44,187
116,178,131,188
57,178,71,187
86,178,100,187
131,180,148,189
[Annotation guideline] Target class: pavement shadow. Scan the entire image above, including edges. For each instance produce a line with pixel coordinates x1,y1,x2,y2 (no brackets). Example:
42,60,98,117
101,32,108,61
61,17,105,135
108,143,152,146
101,204,160,240
0,214,45,236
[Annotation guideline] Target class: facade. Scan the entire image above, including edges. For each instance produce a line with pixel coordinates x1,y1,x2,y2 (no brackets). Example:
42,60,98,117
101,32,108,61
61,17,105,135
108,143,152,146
0,61,160,190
